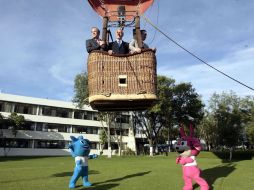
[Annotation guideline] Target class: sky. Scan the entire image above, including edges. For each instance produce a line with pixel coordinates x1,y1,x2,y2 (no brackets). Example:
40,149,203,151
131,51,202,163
0,0,254,107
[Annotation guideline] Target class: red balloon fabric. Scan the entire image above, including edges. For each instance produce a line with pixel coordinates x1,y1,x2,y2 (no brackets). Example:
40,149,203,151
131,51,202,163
87,0,154,21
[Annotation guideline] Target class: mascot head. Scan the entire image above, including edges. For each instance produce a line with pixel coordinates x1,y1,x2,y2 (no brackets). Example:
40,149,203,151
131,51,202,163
175,123,201,156
68,136,90,157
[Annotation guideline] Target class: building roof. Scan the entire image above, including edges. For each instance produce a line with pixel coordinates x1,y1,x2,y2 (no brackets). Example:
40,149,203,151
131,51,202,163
0,92,94,111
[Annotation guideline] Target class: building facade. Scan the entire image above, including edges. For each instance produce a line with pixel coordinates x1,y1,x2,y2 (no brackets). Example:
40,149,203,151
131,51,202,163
0,93,136,156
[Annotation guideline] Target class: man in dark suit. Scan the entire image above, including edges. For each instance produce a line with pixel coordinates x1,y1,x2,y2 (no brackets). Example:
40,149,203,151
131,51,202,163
86,27,106,53
108,28,129,55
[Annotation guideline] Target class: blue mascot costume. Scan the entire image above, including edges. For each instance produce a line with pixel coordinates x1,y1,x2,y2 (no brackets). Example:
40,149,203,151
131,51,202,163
68,136,98,189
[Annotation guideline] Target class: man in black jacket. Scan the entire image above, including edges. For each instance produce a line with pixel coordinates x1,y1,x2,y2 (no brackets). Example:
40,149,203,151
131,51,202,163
108,28,129,55
86,27,106,53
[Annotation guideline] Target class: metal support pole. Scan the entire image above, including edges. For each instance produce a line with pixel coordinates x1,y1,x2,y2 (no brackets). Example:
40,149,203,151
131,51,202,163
135,16,142,48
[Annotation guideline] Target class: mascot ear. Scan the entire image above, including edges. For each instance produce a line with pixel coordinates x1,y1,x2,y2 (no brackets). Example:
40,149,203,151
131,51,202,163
189,124,194,138
179,123,187,138
78,136,84,140
70,136,78,142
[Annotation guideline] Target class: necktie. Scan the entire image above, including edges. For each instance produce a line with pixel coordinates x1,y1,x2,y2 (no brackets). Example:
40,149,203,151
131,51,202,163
118,40,121,47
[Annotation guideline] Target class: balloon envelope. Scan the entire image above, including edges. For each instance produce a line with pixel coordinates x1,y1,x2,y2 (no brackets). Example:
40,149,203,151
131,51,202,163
87,0,154,21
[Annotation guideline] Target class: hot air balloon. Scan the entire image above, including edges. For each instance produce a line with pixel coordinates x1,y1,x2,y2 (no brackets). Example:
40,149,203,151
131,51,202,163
87,0,157,111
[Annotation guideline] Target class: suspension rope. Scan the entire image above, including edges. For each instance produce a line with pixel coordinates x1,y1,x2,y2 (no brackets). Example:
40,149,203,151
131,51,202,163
147,0,159,45
141,14,254,91
98,0,108,13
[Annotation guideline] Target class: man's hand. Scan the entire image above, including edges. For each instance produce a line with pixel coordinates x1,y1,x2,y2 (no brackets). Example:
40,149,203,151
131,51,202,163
99,40,105,46
176,156,181,164
108,50,113,55
135,48,142,53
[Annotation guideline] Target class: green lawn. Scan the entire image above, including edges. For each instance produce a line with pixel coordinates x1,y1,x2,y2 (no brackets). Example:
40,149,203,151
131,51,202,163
0,152,253,190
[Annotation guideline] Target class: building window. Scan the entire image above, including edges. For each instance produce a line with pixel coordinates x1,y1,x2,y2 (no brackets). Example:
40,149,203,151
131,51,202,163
90,142,97,149
0,101,3,111
74,111,84,119
104,142,119,150
67,126,72,133
35,123,70,133
73,126,88,134
86,127,98,134
110,128,129,136
42,123,48,132
92,127,98,134
93,113,98,121
56,108,72,118
13,103,37,115
41,106,52,116
40,106,72,118
115,115,129,124
58,125,70,133
74,110,97,120
72,126,99,134
1,102,13,112
0,138,31,148
0,118,8,129
22,122,35,131
36,123,43,131
47,124,58,132
34,140,66,149
84,111,93,120
122,129,129,136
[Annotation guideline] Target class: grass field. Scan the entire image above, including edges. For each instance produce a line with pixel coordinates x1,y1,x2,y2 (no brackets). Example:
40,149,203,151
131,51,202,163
0,152,253,190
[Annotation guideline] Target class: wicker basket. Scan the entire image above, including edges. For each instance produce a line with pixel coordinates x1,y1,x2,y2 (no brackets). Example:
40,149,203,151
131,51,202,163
87,49,157,111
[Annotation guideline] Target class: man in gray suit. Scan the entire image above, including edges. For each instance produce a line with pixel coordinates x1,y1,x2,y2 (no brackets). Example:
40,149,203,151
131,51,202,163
86,27,106,53
129,30,156,54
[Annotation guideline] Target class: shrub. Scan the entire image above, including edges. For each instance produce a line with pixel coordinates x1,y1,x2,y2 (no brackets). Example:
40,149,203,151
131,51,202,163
122,148,136,156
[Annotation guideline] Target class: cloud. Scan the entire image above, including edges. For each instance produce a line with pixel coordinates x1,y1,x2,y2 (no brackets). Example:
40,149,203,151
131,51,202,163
49,64,73,85
158,47,254,103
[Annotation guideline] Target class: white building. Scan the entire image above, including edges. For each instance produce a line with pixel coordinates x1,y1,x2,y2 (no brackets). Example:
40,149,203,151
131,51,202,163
0,93,136,156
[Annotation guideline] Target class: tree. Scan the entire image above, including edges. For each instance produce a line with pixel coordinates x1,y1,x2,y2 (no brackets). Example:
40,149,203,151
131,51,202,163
134,76,204,156
8,112,25,136
242,96,254,148
98,111,125,157
134,110,161,156
246,121,254,147
133,76,175,156
215,104,242,147
0,113,5,147
98,127,107,155
205,91,253,160
172,82,204,125
0,113,8,156
153,76,175,146
73,72,89,107
112,113,125,156
197,111,218,150
97,112,118,158
0,112,25,156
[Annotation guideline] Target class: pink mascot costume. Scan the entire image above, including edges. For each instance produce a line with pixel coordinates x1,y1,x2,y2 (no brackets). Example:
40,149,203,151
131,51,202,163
175,123,209,190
